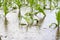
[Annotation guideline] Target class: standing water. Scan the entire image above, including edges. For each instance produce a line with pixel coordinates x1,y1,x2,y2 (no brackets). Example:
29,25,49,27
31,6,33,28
0,6,59,40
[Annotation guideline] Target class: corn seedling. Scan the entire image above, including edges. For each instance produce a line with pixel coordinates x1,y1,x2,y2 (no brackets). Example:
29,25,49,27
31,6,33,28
14,0,22,28
21,0,46,31
3,0,13,32
23,12,34,31
3,0,8,32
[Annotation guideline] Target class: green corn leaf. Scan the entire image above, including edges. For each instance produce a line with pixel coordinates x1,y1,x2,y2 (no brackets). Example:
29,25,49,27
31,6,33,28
23,12,34,25
39,0,42,1
35,4,46,16
49,0,52,1
25,12,34,22
15,0,21,8
27,0,35,6
3,5,8,15
7,0,13,7
25,12,33,16
56,10,60,24
49,10,60,29
23,16,32,24
3,0,8,16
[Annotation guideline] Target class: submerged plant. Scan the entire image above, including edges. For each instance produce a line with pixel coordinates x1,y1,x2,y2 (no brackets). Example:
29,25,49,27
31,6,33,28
49,10,60,40
3,0,12,31
23,12,34,31
49,0,52,10
21,0,34,30
0,36,1,40
3,0,8,31
14,0,22,28
22,0,46,31
56,10,60,40
0,0,59,32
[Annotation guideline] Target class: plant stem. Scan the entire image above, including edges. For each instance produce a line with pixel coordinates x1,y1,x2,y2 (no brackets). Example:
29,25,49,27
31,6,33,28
56,21,60,40
0,36,1,40
24,0,25,4
50,0,52,10
56,0,58,7
0,0,1,7
43,0,46,9
37,15,46,29
26,6,33,31
18,7,21,28
4,16,8,32
30,6,34,26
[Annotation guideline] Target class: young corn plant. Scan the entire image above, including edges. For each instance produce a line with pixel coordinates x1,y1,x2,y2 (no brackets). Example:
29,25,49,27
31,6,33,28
49,10,60,40
55,10,60,40
22,0,46,31
23,0,35,29
23,12,34,31
14,0,22,28
22,0,34,31
3,0,8,32
34,4,46,29
3,0,12,31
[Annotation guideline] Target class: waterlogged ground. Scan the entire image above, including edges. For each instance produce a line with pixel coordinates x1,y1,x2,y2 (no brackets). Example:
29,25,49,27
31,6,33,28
0,7,58,40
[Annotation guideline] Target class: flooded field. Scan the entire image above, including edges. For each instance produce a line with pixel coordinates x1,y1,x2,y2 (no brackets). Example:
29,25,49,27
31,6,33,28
0,7,59,40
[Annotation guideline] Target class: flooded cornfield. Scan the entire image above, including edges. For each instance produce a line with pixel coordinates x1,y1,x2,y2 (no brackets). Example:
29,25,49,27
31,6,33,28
0,0,60,40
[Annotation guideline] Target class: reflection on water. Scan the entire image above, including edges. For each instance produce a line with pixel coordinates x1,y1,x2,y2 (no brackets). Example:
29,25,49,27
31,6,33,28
4,17,8,32
0,7,59,40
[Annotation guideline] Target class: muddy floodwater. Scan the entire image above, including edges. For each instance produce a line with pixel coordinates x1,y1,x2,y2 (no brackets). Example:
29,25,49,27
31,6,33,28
0,7,59,40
